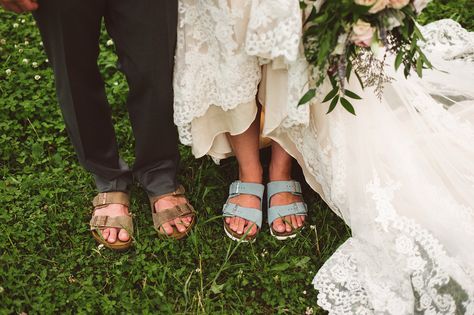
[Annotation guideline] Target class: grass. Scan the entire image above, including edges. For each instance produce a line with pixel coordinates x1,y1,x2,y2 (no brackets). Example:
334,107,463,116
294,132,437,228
0,2,472,314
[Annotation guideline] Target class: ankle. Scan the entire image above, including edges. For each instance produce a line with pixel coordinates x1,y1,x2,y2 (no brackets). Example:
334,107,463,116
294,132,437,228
239,165,263,184
268,163,292,182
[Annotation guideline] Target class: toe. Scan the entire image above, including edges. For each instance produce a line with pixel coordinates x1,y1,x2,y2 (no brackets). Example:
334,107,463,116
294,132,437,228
273,218,286,233
101,228,110,241
182,216,191,226
230,217,239,232
284,217,293,232
118,228,130,242
296,215,303,227
225,217,231,225
236,218,246,235
290,215,298,230
108,228,118,244
160,222,174,235
245,221,257,236
174,218,187,233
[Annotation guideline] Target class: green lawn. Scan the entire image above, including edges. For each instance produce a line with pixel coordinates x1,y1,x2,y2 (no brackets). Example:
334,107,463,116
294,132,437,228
0,3,472,314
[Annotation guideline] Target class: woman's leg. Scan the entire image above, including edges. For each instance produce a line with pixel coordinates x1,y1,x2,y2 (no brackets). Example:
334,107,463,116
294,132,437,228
226,113,263,236
269,141,305,233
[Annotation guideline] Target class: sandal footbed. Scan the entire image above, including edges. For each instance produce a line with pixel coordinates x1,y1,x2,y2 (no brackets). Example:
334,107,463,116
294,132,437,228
223,221,259,241
92,230,132,250
155,214,196,240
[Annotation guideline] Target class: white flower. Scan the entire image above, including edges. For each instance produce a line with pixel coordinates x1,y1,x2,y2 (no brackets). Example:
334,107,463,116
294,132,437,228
305,307,314,315
303,290,307,295
0,39,5,45
32,62,39,68
114,82,118,86
351,20,376,47
22,58,29,64
310,225,316,230
20,19,25,24
412,0,431,13
0,286,4,293
18,48,23,53
39,41,43,46
195,268,201,273
13,23,19,28
34,75,41,81
5,69,12,75
106,39,114,46
45,59,49,63
24,40,29,45
97,244,104,250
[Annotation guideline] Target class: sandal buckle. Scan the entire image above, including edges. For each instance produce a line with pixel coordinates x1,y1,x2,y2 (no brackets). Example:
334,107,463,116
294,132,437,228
99,192,108,205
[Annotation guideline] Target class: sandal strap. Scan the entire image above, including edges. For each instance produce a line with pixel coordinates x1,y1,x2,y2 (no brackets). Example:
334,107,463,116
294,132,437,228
90,214,133,233
223,203,262,229
267,180,302,204
92,191,130,208
229,181,265,199
267,202,308,226
152,203,195,228
149,185,186,205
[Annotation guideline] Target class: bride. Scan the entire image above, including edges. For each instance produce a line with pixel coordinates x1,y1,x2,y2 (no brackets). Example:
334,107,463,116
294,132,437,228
174,0,474,313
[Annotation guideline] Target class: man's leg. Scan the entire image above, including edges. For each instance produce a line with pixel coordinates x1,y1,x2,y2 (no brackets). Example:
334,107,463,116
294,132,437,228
34,0,132,243
104,0,192,235
104,0,179,197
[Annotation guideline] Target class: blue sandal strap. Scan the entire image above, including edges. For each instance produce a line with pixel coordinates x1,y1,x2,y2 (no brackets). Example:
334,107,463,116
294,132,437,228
267,202,308,226
223,203,262,229
229,181,265,199
267,180,302,204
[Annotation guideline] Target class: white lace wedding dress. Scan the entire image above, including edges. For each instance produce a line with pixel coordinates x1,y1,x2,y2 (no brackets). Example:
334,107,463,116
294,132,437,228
174,1,474,314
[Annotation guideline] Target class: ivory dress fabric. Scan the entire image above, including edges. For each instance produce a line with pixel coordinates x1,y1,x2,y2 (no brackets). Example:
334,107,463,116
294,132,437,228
174,0,474,313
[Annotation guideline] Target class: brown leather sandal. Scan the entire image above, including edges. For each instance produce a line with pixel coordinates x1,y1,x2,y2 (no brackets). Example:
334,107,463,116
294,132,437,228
149,185,196,240
89,192,134,251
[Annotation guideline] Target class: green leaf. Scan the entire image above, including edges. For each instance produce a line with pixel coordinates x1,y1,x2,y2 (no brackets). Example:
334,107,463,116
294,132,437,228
326,95,339,114
416,57,423,78
271,262,290,272
210,282,225,294
298,89,316,106
322,88,339,103
395,51,404,71
31,142,43,160
344,89,362,100
340,97,356,115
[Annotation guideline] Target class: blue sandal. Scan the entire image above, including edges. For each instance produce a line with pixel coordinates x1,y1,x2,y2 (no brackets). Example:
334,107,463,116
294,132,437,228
267,180,308,240
222,181,265,242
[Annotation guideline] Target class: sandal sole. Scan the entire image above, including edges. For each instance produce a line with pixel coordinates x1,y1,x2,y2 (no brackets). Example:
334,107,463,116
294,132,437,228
223,223,257,243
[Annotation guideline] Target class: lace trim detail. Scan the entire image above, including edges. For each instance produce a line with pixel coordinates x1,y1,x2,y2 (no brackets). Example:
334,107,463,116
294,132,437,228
245,0,302,63
312,173,474,315
420,19,474,62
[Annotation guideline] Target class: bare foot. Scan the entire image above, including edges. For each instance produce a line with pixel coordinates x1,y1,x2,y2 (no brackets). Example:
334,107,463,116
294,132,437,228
225,193,261,237
93,204,130,244
270,191,306,233
154,195,193,236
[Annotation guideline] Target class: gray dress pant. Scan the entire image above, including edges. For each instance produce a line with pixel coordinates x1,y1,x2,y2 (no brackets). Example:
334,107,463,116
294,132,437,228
33,0,180,196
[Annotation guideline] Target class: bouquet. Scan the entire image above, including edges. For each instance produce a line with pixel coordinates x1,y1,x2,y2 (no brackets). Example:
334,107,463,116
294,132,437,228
299,0,433,114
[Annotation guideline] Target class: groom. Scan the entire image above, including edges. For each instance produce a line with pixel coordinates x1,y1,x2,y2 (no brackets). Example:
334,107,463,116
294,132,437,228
1,0,195,247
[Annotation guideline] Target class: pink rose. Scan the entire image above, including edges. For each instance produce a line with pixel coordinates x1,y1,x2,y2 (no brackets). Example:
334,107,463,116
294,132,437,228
351,20,375,47
354,0,389,13
388,0,410,9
